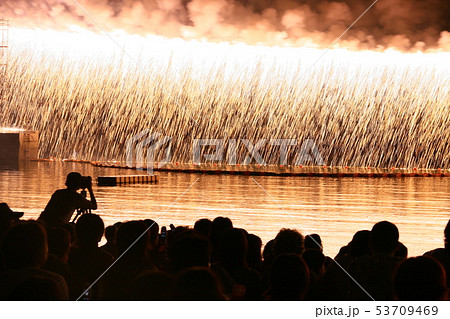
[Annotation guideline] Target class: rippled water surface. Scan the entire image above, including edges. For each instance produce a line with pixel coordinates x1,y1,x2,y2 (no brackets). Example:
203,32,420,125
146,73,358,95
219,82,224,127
1,162,449,257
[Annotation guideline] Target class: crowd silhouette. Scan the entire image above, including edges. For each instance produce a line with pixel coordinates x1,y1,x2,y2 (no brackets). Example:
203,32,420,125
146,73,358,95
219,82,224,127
0,186,449,300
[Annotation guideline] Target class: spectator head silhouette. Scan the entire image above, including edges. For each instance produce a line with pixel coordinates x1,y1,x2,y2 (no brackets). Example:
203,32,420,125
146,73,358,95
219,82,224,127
169,229,210,273
263,239,275,266
395,242,408,258
0,203,23,220
394,256,447,300
218,228,248,268
267,253,310,300
444,220,450,249
194,218,212,238
2,221,48,269
211,217,232,242
247,233,262,270
61,223,76,245
0,202,23,240
47,227,71,262
75,213,104,247
104,225,117,243
305,234,323,251
273,228,304,257
65,172,83,190
173,267,226,300
116,220,149,259
349,230,371,257
302,249,325,275
142,219,159,247
369,221,399,255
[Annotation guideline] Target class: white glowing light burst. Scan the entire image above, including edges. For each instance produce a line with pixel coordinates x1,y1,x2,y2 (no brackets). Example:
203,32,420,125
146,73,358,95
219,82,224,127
10,27,449,75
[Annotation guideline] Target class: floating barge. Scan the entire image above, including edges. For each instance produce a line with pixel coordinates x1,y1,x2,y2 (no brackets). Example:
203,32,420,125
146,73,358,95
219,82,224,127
97,175,158,186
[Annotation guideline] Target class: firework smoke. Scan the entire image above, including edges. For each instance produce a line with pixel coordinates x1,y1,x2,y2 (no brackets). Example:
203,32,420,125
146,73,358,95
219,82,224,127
1,0,449,51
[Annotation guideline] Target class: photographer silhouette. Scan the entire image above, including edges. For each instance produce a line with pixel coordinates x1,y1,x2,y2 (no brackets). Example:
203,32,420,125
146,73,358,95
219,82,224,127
38,172,97,229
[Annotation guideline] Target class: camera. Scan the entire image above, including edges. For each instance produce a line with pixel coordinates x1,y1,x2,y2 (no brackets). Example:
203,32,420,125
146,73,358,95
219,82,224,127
80,176,92,189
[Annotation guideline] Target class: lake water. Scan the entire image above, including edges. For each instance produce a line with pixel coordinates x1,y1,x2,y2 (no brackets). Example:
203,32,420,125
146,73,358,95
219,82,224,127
0,161,449,257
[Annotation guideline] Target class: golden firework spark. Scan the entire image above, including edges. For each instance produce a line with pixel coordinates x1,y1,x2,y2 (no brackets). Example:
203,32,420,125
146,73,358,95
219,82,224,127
1,29,449,168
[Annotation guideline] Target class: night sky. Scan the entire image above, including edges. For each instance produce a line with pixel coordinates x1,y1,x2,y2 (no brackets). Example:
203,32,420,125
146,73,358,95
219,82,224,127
1,0,450,50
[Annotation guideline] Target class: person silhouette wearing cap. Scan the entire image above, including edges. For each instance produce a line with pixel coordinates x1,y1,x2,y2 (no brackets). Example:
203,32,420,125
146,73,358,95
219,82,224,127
0,203,23,241
38,172,97,229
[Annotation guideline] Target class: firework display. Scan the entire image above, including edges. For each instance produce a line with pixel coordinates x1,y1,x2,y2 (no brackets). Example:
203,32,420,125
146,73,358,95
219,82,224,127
1,31,449,169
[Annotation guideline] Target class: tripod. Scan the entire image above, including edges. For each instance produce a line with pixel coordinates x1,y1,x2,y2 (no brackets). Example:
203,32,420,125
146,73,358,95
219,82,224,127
71,189,92,223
